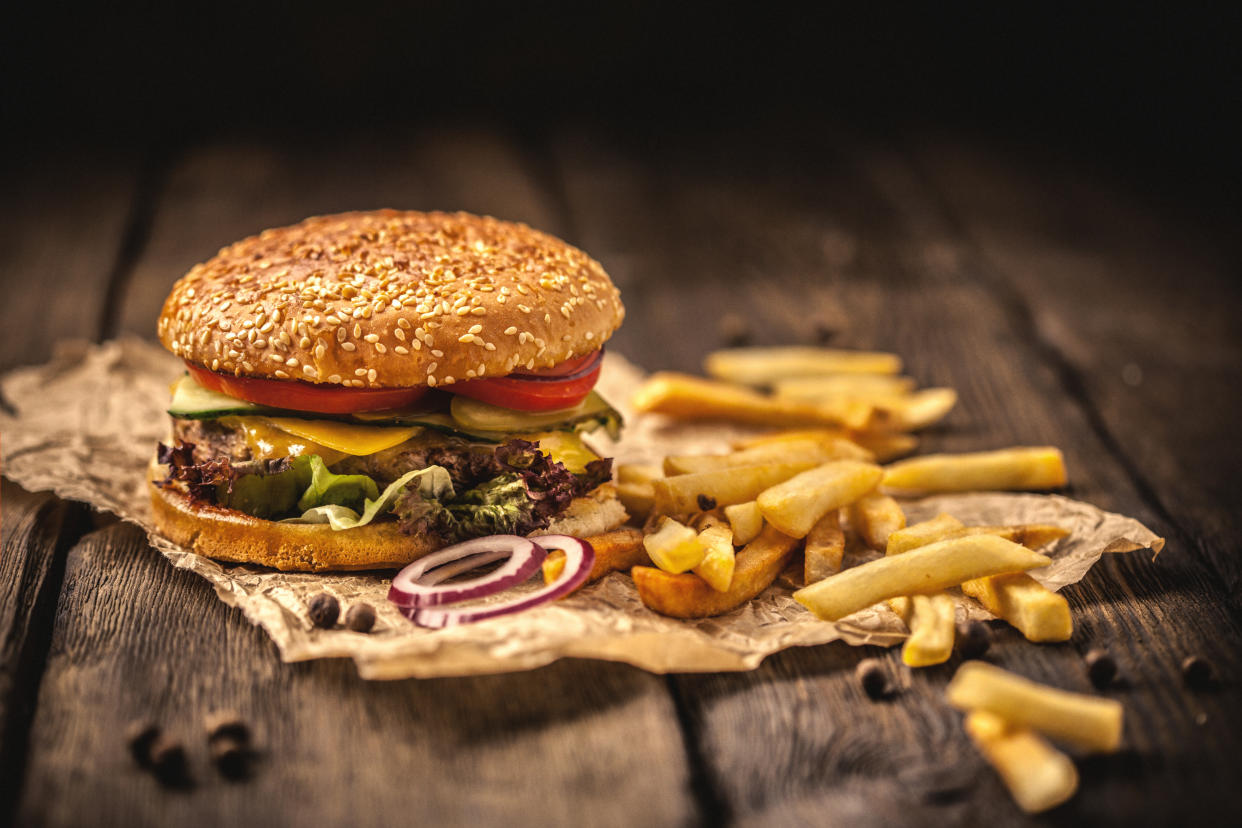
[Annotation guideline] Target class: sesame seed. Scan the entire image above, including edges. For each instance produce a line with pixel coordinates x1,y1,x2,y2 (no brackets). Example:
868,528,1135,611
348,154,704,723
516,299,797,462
427,376,437,387
442,376,454,385
395,345,409,355
458,333,475,344
504,326,518,335
274,370,289,379
341,342,356,352
303,365,316,376
468,324,483,334
485,342,496,351
299,337,311,349
455,306,471,316
326,316,341,326
364,333,379,343
285,357,298,367
394,328,406,341
470,307,486,316
585,331,594,340
412,340,422,351
353,323,362,338
211,359,220,370
398,318,411,329
355,368,367,376
328,374,342,383
431,349,444,358
427,362,438,374
375,343,387,354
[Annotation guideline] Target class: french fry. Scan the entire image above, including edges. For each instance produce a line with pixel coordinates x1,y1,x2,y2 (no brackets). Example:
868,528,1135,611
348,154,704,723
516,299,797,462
632,525,800,618
793,535,1051,622
850,492,907,551
663,436,872,475
883,447,1068,494
960,573,1072,642
888,593,956,667
616,481,655,521
965,711,1079,814
652,462,814,515
724,501,764,545
617,464,663,485
693,519,736,592
772,373,917,401
731,428,851,449
850,431,919,462
757,461,884,538
886,513,967,555
804,509,845,584
643,517,707,573
704,347,902,384
632,372,872,429
866,388,958,432
946,661,1124,753
542,527,649,589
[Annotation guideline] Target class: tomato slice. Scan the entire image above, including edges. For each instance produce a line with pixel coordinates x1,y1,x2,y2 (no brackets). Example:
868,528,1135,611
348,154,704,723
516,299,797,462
451,350,604,411
186,363,430,414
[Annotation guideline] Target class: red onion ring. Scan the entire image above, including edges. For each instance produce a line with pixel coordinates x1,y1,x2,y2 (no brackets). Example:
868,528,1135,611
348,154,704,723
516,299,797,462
404,534,595,628
388,535,547,608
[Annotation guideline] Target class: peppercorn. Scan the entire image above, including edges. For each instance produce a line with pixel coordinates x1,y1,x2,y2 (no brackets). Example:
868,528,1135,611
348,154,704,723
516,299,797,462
696,494,718,512
149,737,188,786
345,603,377,633
855,659,890,700
125,719,160,767
1182,655,1215,689
957,621,991,660
308,593,340,628
210,736,251,780
1085,649,1117,689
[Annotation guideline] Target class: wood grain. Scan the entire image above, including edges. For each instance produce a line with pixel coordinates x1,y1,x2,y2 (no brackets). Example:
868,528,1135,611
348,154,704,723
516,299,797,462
551,127,1242,824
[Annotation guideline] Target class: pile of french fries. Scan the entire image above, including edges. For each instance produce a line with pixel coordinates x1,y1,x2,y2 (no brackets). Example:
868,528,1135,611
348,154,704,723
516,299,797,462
554,345,1112,813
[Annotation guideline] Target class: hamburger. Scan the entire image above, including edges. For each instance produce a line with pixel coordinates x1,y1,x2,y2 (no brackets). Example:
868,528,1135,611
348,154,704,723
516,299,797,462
149,210,628,571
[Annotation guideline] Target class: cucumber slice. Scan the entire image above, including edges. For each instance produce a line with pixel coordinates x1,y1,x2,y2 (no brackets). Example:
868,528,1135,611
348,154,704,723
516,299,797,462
449,392,622,438
168,374,267,418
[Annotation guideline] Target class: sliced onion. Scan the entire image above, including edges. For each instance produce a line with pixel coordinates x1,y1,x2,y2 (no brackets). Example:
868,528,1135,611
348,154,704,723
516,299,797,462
388,535,547,608
405,534,595,629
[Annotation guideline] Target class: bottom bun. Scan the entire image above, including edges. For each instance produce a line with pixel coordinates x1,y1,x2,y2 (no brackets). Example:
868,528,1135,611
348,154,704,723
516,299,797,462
147,460,627,572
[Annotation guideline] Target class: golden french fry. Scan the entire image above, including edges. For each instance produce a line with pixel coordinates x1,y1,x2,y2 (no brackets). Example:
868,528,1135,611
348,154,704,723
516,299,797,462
883,447,1068,494
886,513,967,555
850,431,919,462
961,573,1072,642
757,461,884,538
946,661,1124,753
631,372,870,428
542,527,649,590
693,521,736,592
704,347,902,385
966,711,1079,814
731,428,851,449
617,464,663,485
633,525,800,618
850,492,907,551
794,535,1051,622
724,501,764,545
804,509,845,584
865,388,957,432
889,592,956,667
616,481,655,521
772,374,917,402
652,462,815,515
663,436,872,475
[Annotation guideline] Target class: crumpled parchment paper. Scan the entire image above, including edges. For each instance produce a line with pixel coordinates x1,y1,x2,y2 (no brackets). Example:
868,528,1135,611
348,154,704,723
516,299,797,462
0,338,1164,678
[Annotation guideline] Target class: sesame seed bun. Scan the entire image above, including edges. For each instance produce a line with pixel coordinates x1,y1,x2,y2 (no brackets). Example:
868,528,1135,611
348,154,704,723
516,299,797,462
157,210,625,389
148,461,628,572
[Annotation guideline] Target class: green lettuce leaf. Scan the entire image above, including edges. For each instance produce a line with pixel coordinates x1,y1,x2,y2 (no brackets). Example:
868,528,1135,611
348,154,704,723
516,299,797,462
283,464,454,531
296,455,381,513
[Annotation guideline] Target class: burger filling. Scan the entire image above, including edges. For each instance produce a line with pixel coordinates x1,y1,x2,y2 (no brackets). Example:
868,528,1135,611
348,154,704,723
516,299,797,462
156,367,623,547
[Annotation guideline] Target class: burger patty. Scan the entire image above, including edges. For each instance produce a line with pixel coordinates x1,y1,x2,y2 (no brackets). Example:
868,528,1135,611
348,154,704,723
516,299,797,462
173,418,250,464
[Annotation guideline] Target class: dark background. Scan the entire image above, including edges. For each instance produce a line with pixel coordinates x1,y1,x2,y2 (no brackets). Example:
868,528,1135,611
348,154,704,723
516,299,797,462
3,2,1239,215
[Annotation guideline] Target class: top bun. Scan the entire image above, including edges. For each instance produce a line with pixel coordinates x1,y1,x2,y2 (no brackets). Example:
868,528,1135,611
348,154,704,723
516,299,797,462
157,210,624,389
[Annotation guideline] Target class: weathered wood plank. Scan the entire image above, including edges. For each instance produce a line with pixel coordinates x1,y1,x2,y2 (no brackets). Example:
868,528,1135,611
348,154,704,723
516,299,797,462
0,155,139,372
0,482,89,821
17,521,693,827
18,130,698,825
552,128,1242,825
908,138,1242,596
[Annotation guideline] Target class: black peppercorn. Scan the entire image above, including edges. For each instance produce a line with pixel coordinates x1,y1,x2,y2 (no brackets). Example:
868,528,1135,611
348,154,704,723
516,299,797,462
957,621,991,660
149,737,188,786
1182,655,1215,689
1085,649,1117,689
696,494,718,512
855,659,889,700
125,720,161,767
210,736,251,780
308,593,340,628
345,603,377,633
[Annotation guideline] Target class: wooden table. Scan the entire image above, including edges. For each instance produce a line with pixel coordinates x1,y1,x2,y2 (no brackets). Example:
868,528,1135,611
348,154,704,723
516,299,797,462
3,126,1240,826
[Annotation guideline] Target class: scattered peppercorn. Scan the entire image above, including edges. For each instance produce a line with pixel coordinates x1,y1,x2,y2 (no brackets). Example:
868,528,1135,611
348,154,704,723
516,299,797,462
309,593,340,628
1085,649,1117,689
718,313,752,348
696,494,718,511
125,720,160,767
957,621,992,660
855,659,890,700
1182,655,1215,689
204,710,250,745
149,737,188,786
210,736,251,781
346,603,377,633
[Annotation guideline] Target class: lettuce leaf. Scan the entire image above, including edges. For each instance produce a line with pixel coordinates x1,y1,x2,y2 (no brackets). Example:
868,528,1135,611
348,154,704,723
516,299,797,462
296,455,380,513
283,465,454,530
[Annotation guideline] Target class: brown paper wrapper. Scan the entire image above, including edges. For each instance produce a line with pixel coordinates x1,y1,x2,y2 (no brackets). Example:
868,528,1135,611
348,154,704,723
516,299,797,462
1,339,1165,678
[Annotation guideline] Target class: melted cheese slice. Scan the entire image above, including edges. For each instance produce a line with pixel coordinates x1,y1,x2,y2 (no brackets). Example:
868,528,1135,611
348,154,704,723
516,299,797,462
264,417,423,457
